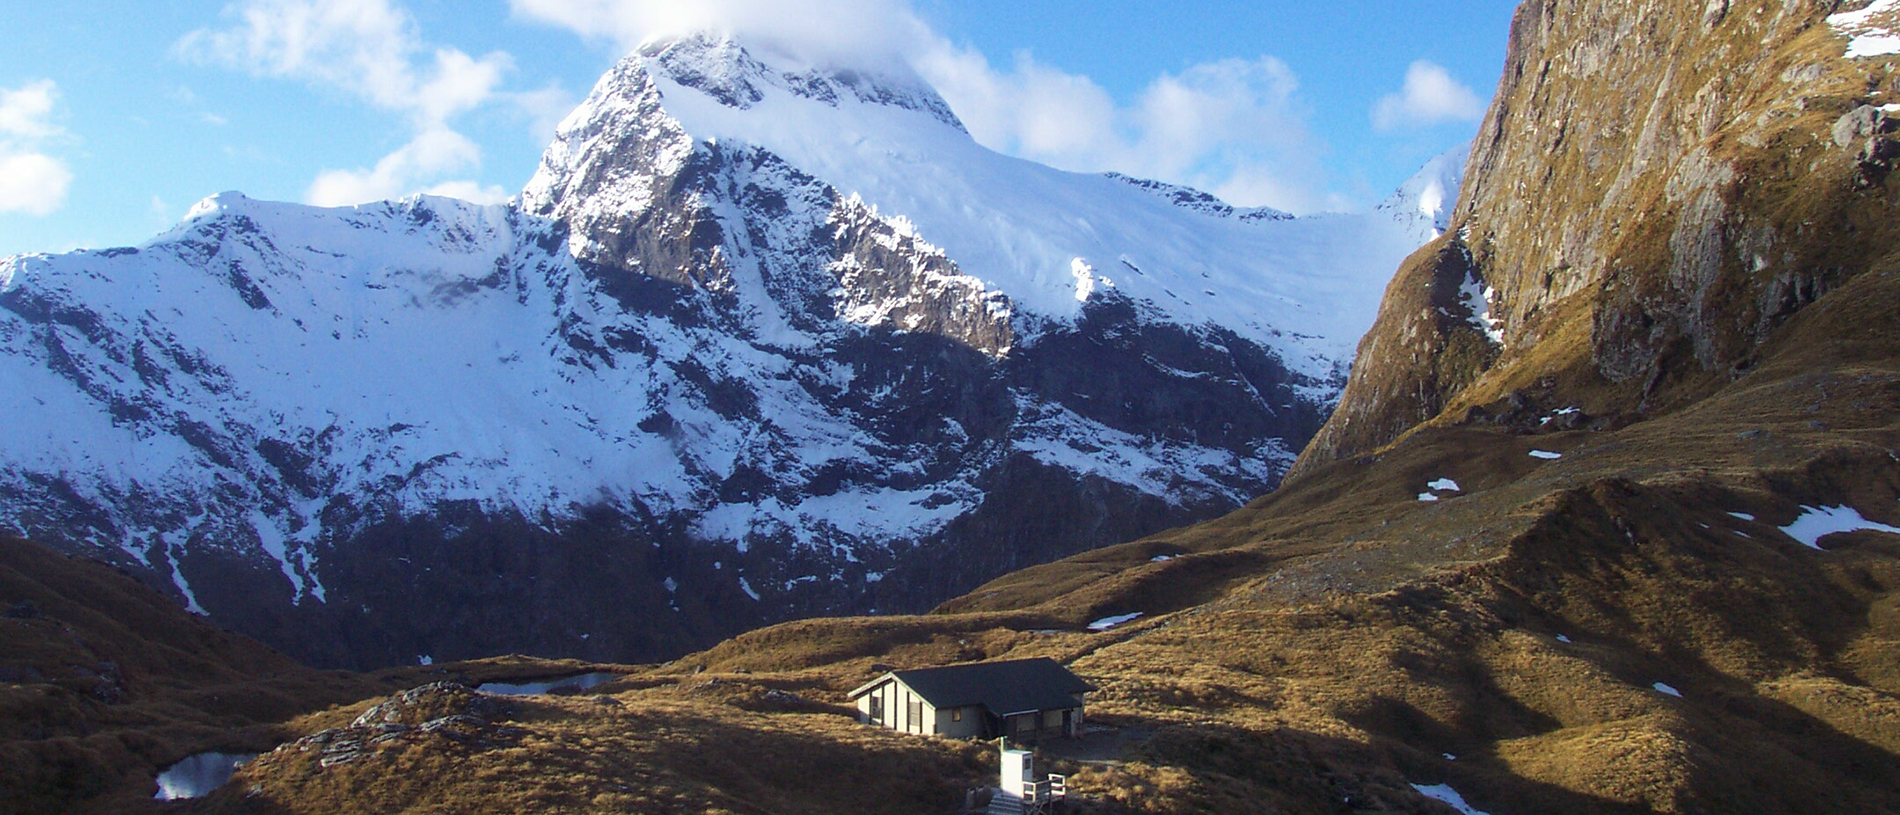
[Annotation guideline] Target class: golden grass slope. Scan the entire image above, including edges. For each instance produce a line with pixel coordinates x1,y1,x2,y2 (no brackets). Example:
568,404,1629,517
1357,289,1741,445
12,0,1900,810
8,242,1898,815
0,535,400,815
204,265,1900,814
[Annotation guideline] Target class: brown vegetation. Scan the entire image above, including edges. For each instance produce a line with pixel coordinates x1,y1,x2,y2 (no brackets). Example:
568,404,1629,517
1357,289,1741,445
9,1,1900,813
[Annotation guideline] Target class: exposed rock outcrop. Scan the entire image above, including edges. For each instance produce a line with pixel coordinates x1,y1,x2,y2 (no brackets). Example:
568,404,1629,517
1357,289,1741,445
1294,0,1900,476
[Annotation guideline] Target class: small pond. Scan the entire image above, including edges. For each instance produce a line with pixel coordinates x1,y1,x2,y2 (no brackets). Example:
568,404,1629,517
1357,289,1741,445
476,672,621,696
154,751,257,800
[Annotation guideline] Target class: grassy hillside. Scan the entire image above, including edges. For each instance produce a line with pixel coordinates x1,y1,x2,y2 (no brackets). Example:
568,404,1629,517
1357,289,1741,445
0,534,391,814
8,0,1900,812
9,216,1900,815
191,264,1900,813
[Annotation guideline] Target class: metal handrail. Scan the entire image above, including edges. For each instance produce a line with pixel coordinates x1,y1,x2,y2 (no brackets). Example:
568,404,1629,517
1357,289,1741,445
1023,775,1068,805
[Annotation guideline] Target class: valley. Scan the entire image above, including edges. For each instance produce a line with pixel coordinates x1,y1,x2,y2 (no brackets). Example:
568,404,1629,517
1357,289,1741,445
5,0,1900,813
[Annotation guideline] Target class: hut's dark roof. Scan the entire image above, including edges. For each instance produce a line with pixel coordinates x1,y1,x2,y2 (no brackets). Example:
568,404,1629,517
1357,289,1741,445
852,658,1094,717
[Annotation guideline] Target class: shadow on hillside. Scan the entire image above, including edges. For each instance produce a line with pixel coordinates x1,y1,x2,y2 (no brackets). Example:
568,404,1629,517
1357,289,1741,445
1077,717,1652,815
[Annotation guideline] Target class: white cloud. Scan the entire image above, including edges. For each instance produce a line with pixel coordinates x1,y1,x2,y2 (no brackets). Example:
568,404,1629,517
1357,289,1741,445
507,0,928,68
421,179,512,205
0,80,72,217
0,81,63,139
0,152,73,216
507,84,580,143
919,44,1330,213
1372,60,1486,131
178,0,520,205
305,124,484,205
510,0,1336,213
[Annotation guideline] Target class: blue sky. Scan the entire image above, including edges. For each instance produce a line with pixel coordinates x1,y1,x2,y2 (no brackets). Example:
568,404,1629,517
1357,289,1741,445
0,0,1516,258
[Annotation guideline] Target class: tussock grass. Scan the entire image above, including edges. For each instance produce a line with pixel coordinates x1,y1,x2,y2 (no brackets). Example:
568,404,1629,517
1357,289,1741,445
201,691,994,815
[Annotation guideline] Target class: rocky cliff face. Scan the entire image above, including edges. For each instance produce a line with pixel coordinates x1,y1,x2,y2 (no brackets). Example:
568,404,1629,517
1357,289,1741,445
1295,0,1900,475
0,34,1448,669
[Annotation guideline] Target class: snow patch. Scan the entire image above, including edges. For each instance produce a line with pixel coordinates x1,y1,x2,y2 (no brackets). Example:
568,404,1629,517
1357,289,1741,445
1428,478,1461,492
1831,0,1900,58
251,512,308,602
1556,634,1572,644
1010,392,1288,508
1418,493,1441,503
166,550,208,616
1529,450,1563,460
1728,512,1756,522
1410,783,1492,815
1458,271,1505,345
1653,682,1683,698
1378,141,1469,240
740,576,760,601
1779,505,1900,549
1087,612,1144,632
1539,407,1581,426
1070,258,1097,302
418,655,433,666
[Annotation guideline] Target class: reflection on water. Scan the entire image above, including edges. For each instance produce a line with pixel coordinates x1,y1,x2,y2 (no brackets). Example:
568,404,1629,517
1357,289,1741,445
154,751,257,800
476,672,620,696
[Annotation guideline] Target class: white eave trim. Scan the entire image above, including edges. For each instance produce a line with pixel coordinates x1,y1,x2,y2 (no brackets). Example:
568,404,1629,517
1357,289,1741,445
848,672,899,699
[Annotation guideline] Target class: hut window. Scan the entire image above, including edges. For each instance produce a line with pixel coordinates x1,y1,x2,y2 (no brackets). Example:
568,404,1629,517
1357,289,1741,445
952,708,963,722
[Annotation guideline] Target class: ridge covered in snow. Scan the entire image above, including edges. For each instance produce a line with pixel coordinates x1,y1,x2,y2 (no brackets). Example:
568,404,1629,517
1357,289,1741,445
0,33,1461,667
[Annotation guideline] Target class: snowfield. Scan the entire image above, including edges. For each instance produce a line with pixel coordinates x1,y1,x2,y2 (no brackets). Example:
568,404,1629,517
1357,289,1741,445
0,33,1460,660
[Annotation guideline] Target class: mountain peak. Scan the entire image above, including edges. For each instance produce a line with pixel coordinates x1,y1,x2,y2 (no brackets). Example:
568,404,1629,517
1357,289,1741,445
635,32,965,132
1376,140,1470,240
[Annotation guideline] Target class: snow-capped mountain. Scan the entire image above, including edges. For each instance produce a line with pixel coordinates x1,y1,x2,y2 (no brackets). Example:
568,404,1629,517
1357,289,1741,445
0,34,1457,668
1377,140,1469,239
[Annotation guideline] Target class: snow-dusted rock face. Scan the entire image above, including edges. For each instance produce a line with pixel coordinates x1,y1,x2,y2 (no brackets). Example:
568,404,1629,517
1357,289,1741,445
0,35,1452,668
1375,140,1469,241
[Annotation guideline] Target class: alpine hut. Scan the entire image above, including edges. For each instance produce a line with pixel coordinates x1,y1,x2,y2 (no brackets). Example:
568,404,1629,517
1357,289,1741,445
849,658,1093,742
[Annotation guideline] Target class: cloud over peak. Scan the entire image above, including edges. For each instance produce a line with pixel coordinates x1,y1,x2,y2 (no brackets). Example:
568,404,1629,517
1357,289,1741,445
514,0,1336,213
509,0,931,70
1372,60,1486,131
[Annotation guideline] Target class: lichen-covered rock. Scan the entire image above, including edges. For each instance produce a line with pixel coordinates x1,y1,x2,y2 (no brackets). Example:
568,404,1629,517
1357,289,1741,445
262,683,524,773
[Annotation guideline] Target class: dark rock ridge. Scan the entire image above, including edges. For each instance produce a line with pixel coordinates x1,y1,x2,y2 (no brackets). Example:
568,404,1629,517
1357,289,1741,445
0,35,1442,669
